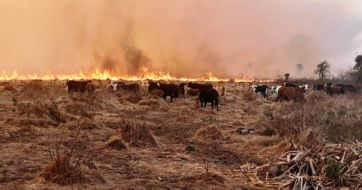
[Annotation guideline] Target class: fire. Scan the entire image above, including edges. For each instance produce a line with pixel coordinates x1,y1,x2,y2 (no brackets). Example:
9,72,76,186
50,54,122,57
0,69,272,83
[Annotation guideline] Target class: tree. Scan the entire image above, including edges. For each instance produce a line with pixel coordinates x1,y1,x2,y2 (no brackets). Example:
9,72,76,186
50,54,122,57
284,73,290,80
354,54,362,82
314,61,330,80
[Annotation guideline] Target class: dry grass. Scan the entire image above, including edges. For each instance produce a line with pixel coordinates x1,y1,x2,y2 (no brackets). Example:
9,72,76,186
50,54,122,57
2,80,362,189
194,125,223,141
117,119,158,147
242,103,258,115
104,135,127,150
2,84,17,92
40,149,89,185
250,135,282,147
14,99,65,125
63,101,95,119
39,129,103,185
264,91,362,146
241,89,257,102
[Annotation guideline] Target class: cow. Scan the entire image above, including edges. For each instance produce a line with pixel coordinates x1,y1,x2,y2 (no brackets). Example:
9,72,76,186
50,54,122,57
199,88,219,111
148,81,160,92
147,81,180,102
66,80,93,93
326,85,345,96
275,87,305,102
250,84,258,91
159,83,179,102
187,89,199,96
254,85,268,98
271,85,282,94
150,89,164,98
86,83,96,94
298,84,309,90
335,84,357,93
187,82,213,90
313,84,325,91
179,83,187,96
117,83,140,93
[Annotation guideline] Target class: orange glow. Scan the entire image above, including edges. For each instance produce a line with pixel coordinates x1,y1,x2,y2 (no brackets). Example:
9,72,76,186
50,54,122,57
0,68,273,83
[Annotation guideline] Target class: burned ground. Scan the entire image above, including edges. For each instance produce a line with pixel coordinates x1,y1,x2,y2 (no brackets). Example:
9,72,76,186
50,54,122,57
0,80,361,189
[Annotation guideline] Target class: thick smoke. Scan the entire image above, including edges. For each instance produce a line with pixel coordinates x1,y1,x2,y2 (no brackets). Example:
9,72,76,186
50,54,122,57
0,0,362,78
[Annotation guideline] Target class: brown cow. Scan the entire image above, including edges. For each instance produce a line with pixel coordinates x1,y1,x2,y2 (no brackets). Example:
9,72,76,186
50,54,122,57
67,80,92,93
86,83,96,94
275,87,305,102
150,89,164,98
118,83,140,93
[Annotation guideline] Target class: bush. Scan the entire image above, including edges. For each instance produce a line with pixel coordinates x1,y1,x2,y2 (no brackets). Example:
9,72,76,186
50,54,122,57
39,129,104,185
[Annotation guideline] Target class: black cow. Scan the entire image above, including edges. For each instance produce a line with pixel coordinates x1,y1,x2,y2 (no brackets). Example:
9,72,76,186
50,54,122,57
254,85,268,98
159,84,179,102
148,81,160,92
336,84,357,93
327,85,345,96
187,82,213,90
148,81,180,102
199,88,219,111
313,84,325,91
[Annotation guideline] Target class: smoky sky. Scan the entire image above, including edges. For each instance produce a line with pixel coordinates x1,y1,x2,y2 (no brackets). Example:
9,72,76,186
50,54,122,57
0,0,362,78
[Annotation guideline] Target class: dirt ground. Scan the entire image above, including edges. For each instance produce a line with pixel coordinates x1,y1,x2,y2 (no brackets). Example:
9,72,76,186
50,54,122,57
0,80,338,189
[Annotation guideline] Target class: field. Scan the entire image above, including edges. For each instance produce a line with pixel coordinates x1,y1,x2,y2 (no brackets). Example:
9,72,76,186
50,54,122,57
0,80,361,190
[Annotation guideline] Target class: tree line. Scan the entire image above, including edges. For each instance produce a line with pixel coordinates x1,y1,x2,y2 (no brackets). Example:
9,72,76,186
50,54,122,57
286,54,362,82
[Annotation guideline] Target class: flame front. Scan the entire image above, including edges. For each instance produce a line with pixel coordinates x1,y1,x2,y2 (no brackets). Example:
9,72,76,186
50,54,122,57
0,69,272,83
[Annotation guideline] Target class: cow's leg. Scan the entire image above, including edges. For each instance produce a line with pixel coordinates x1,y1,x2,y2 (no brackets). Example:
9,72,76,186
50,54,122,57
275,96,280,102
216,98,219,111
211,101,214,109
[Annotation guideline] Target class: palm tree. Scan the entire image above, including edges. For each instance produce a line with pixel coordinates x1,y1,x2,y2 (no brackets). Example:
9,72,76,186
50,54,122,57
314,61,330,80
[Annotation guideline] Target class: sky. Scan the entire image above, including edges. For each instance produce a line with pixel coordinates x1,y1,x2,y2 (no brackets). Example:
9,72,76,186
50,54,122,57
0,0,362,78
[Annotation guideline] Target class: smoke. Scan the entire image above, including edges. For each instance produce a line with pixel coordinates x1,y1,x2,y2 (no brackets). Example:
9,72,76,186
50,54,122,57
1,0,362,78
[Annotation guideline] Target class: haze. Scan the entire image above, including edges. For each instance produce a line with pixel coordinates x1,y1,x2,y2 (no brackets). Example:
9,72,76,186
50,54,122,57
0,0,362,78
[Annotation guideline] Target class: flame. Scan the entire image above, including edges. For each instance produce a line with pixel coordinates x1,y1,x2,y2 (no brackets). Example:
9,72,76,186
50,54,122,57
0,68,273,83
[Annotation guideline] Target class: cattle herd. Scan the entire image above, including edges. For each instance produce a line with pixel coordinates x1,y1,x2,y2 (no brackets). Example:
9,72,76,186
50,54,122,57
66,80,220,110
251,81,359,101
66,79,360,110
